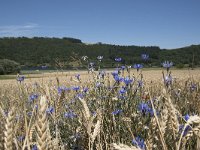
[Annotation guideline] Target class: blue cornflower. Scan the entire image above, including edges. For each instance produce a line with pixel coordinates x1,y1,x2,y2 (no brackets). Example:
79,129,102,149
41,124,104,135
112,109,122,115
190,84,197,92
162,61,173,70
132,136,146,150
58,86,69,94
147,107,154,116
16,75,25,83
75,74,80,80
89,62,95,67
119,87,126,95
138,80,143,87
41,65,47,69
76,93,84,99
165,75,172,86
27,112,32,116
46,106,54,114
99,70,106,77
133,64,143,71
179,124,192,137
4,111,8,117
96,82,101,87
17,135,25,142
72,86,80,92
29,94,39,102
32,144,38,150
121,66,126,70
123,77,133,85
138,102,153,116
138,102,149,112
64,111,77,119
111,70,119,76
114,75,123,82
115,57,122,62
97,56,103,61
91,111,97,116
184,114,190,121
141,54,149,61
88,62,95,72
35,104,38,110
82,56,88,61
83,87,89,93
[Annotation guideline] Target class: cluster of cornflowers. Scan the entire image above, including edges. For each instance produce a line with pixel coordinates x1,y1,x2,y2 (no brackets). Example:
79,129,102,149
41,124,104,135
138,102,154,117
111,70,134,85
57,85,83,94
132,136,146,150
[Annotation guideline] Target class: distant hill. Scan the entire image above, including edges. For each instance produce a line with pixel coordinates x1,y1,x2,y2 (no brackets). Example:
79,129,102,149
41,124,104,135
0,37,199,69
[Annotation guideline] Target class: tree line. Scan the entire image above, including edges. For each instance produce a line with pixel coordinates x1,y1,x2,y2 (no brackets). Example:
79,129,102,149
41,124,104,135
0,37,199,74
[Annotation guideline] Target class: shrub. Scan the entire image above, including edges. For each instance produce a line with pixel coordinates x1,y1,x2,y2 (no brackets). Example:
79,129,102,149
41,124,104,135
176,63,184,69
0,59,21,75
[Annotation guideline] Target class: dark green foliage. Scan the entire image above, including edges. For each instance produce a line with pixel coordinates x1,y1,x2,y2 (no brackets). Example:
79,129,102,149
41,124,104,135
176,63,184,69
0,59,21,75
62,37,82,43
0,37,199,69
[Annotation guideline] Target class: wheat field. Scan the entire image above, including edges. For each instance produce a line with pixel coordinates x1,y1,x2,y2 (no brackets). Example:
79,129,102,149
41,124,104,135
0,68,200,150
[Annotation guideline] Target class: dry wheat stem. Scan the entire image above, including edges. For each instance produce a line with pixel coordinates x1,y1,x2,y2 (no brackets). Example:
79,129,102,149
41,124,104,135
148,89,167,150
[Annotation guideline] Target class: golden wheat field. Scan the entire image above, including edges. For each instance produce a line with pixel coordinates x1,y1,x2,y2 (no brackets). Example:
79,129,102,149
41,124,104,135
1,69,200,85
0,68,200,150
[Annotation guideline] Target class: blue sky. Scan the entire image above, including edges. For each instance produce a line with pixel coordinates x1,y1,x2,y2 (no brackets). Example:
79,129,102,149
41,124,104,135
0,0,200,49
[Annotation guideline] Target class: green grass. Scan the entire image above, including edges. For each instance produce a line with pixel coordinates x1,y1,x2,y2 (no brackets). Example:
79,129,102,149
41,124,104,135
0,75,16,80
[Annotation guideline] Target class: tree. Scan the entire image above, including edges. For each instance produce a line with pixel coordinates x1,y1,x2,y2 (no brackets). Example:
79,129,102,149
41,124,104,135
0,59,21,75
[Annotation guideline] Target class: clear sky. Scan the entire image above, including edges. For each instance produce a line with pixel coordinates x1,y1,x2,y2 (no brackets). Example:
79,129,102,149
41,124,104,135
0,0,200,49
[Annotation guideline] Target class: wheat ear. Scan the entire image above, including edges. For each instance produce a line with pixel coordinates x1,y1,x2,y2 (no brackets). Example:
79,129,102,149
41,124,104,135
36,96,48,150
160,106,168,136
110,143,140,150
4,107,15,150
0,111,5,149
79,98,91,121
91,119,101,144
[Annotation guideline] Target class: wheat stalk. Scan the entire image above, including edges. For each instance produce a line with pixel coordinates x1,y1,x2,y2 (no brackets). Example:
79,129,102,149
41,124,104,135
47,123,53,150
149,89,167,150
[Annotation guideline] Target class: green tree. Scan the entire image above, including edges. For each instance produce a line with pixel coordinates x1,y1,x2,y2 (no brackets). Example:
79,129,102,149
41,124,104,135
0,59,21,75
